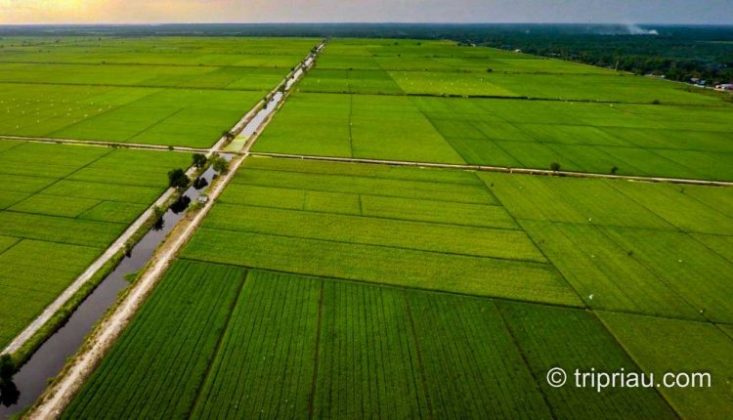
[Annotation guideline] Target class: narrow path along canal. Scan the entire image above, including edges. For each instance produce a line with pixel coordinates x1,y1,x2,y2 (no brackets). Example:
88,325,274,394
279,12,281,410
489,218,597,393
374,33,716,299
0,164,222,418
0,42,324,418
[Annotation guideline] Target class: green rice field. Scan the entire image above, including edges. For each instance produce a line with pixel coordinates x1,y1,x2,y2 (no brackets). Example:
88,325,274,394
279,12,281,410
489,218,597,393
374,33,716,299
66,155,733,418
256,39,733,181
10,36,728,419
0,37,316,148
0,139,189,349
64,260,678,419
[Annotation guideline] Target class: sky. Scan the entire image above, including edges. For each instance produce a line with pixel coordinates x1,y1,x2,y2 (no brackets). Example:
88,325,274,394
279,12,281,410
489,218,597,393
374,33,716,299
0,0,731,25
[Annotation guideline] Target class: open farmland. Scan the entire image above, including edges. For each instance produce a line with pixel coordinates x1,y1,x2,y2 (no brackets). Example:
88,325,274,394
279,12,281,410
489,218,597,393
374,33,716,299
256,39,733,180
181,157,580,306
65,261,676,419
0,37,316,148
481,172,733,322
0,139,189,349
25,34,733,420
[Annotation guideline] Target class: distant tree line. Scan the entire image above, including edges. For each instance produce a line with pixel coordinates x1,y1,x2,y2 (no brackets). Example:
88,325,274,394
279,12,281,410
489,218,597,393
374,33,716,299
3,24,731,84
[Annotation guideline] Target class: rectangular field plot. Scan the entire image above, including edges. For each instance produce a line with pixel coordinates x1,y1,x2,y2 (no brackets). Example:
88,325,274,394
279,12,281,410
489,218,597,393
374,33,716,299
314,39,723,106
66,265,675,419
279,39,733,180
257,93,733,180
0,37,317,148
182,157,581,306
600,312,733,419
0,37,318,67
0,140,189,349
254,92,466,163
62,260,247,420
480,172,733,321
480,172,733,233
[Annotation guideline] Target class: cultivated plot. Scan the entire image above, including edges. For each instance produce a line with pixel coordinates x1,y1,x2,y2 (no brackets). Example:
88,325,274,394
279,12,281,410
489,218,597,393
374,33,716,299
481,172,733,322
266,39,733,180
0,37,317,148
0,139,189,349
65,261,676,419
181,157,580,306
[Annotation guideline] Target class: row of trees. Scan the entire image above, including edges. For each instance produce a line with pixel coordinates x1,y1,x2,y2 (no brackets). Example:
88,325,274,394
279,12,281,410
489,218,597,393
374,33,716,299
168,153,230,190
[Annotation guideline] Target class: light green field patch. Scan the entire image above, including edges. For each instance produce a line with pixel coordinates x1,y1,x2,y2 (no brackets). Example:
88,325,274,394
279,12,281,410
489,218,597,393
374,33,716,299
204,204,545,262
360,195,517,229
599,312,733,420
480,173,674,229
498,302,677,419
691,234,733,263
608,181,733,234
521,221,701,320
0,235,20,255
183,227,579,306
9,194,100,218
601,227,733,323
0,239,101,349
78,201,149,224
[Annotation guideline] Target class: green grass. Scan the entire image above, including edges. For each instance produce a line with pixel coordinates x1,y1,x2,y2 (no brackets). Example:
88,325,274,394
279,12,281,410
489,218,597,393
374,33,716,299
0,139,189,350
599,312,733,419
519,221,702,320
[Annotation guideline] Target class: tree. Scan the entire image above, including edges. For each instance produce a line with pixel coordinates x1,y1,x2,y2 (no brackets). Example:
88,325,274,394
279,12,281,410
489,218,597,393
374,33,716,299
168,168,189,190
212,155,230,174
550,162,562,172
221,131,235,141
192,153,207,168
610,166,619,175
0,355,15,382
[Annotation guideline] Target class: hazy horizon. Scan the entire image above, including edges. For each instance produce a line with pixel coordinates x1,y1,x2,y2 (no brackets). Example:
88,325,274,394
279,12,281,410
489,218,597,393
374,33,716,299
0,0,731,25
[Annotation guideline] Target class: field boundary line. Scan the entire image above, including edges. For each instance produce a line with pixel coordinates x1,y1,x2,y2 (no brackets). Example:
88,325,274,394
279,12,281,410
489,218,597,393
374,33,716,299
293,88,731,108
306,281,325,420
403,296,434,418
0,135,210,154
186,268,249,418
25,41,326,420
249,152,733,187
593,312,684,418
494,303,559,419
196,223,551,266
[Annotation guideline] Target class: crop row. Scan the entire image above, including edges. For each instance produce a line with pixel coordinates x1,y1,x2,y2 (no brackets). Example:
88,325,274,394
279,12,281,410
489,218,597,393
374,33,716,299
66,263,686,418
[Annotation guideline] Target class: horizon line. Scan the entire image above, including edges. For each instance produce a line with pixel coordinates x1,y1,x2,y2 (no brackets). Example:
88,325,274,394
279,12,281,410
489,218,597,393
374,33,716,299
1,22,733,27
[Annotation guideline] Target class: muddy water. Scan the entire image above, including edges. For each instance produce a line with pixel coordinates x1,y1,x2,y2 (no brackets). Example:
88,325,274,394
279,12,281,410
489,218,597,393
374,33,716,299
0,165,220,418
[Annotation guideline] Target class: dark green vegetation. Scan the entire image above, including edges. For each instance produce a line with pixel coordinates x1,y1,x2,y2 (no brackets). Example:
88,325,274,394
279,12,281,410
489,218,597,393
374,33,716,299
473,25,733,84
0,37,316,148
256,39,733,180
0,139,189,349
64,260,676,419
